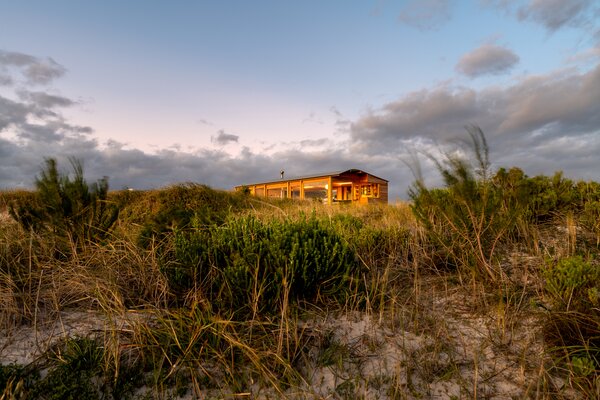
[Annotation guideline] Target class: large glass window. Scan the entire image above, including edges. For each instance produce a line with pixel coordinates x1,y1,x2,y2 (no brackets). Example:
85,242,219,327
361,184,379,198
290,184,301,199
334,185,352,201
267,187,287,198
303,180,328,201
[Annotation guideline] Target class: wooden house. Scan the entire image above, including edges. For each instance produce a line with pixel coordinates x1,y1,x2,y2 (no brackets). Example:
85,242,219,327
235,169,388,205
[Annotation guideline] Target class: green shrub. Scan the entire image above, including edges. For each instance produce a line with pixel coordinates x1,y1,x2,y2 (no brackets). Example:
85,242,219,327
543,256,600,377
26,337,105,400
171,214,361,315
136,183,249,248
544,256,600,312
581,199,600,245
492,168,600,227
409,127,516,282
9,158,118,250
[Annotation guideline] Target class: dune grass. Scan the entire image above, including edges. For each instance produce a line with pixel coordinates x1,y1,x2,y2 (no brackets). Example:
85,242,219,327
1,161,599,398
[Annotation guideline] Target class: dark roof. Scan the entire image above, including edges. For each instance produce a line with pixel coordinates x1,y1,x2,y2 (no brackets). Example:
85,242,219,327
235,169,388,188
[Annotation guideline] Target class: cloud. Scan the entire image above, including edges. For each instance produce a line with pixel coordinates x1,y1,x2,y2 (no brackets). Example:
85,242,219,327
299,138,329,147
517,0,592,32
350,63,600,183
197,118,213,126
302,111,323,125
484,0,597,33
2,49,599,201
0,50,66,85
0,90,91,142
0,50,91,145
211,129,239,145
456,43,519,77
0,73,13,86
17,90,75,108
398,0,454,30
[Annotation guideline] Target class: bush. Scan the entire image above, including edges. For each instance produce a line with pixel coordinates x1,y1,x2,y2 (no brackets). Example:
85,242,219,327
409,127,516,282
544,256,600,312
9,158,118,250
170,214,361,315
543,256,600,378
135,183,250,248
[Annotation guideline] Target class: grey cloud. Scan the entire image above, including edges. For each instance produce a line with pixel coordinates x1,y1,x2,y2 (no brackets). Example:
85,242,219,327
0,51,401,197
3,50,598,201
350,63,600,187
0,73,12,86
18,90,75,108
211,130,239,145
0,50,66,85
484,0,596,33
329,106,351,132
329,106,343,118
197,118,213,126
518,0,592,31
1,107,405,196
0,96,29,131
0,51,91,145
456,44,519,77
17,122,65,142
398,0,454,30
1,92,92,142
299,138,329,147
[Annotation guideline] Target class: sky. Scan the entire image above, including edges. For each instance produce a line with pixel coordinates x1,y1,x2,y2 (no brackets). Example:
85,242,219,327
1,0,599,200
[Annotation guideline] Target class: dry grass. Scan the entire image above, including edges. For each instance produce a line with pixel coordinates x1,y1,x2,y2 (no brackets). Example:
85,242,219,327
1,189,598,399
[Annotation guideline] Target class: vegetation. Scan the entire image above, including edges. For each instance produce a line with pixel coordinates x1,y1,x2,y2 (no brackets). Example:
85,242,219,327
1,136,599,398
8,158,118,254
171,213,361,315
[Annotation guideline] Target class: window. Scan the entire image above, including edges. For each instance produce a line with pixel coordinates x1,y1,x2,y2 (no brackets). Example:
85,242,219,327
290,184,301,199
303,180,328,201
267,187,287,198
361,184,379,198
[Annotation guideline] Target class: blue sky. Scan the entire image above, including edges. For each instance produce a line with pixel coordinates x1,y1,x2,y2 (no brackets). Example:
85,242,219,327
1,0,599,199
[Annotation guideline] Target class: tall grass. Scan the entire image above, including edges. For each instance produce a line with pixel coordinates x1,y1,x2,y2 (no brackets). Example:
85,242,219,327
2,154,600,397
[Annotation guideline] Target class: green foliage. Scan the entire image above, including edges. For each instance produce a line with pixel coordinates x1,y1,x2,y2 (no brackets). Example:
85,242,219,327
571,355,596,377
492,168,590,223
580,185,600,244
136,183,250,248
543,256,600,377
171,213,361,315
139,308,236,373
9,158,118,249
409,126,515,282
544,256,600,312
0,363,35,396
409,126,600,283
16,337,104,400
135,307,300,392
2,336,143,400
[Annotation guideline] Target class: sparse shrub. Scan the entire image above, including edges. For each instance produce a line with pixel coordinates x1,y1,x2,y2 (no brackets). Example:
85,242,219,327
581,198,600,245
25,337,105,400
9,158,118,251
0,363,34,398
133,307,299,393
409,126,516,282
